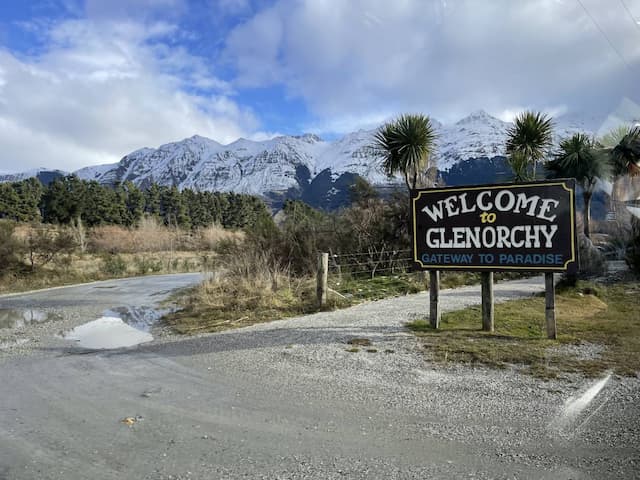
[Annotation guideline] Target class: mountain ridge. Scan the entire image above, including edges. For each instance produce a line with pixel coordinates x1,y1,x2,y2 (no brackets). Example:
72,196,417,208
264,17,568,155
0,110,601,204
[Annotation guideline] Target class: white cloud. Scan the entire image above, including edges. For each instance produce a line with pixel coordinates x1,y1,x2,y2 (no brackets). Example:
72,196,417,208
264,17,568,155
225,0,640,133
0,18,260,173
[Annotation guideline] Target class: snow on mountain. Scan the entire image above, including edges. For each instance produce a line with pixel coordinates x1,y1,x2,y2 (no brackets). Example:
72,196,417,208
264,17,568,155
0,168,67,185
2,110,600,198
75,162,121,182
68,109,520,194
435,110,511,170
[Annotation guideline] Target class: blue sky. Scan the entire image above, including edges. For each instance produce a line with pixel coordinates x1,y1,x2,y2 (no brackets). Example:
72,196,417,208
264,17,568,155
0,0,639,172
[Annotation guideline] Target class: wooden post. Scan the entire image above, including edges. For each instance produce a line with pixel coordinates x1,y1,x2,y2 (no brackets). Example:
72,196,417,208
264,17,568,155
429,270,440,329
317,252,328,307
545,273,557,339
481,272,494,332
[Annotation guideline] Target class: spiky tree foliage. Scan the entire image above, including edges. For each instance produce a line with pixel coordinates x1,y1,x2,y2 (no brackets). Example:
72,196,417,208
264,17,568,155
611,126,640,177
373,114,437,190
598,125,640,222
506,111,554,182
547,133,610,238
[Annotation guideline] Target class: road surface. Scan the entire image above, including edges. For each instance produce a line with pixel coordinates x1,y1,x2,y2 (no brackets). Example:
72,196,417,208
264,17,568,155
0,274,638,479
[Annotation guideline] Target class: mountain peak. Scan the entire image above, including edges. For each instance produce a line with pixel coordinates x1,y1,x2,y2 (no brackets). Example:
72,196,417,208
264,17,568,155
455,109,497,125
294,133,323,143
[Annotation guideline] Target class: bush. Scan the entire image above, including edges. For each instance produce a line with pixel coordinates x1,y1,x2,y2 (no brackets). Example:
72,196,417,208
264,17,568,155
133,255,163,275
0,221,21,271
100,254,127,276
24,225,76,271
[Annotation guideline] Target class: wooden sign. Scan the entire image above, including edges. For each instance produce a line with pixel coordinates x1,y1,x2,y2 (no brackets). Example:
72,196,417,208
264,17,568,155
411,180,577,273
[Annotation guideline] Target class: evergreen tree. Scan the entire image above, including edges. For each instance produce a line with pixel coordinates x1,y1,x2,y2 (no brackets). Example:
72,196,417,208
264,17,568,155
123,181,145,226
0,183,21,220
144,183,162,217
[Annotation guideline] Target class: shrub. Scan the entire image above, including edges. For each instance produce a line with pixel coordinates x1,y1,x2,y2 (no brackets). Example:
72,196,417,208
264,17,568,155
100,254,127,276
133,255,163,275
24,225,76,271
0,220,21,271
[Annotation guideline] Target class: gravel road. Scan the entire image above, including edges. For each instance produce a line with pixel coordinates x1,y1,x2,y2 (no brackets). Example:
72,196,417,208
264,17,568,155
0,274,638,479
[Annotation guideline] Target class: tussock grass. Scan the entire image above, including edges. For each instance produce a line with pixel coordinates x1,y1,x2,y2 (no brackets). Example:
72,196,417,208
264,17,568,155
407,280,640,378
165,247,350,334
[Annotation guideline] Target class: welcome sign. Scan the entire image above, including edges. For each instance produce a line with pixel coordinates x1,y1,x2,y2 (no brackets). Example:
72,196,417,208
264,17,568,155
411,180,577,272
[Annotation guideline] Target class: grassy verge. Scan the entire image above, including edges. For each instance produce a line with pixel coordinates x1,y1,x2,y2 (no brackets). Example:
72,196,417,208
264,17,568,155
0,251,208,294
406,280,640,378
166,270,533,335
165,276,351,334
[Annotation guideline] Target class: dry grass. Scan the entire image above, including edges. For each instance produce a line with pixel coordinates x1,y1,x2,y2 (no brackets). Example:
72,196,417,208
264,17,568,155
196,224,244,250
165,244,350,334
0,251,206,294
88,219,244,253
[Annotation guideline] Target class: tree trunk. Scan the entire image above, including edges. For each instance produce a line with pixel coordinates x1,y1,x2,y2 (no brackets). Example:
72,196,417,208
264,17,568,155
583,190,592,239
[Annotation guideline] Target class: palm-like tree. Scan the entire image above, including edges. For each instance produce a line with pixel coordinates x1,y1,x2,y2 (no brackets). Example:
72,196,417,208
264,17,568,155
373,114,437,190
597,126,640,222
547,133,610,238
506,111,554,182
611,126,640,177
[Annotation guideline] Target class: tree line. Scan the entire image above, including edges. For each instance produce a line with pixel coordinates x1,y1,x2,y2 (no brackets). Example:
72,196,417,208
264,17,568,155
0,175,271,230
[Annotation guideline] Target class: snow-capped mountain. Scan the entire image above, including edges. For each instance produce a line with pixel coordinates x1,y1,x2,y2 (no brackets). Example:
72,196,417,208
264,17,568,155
0,168,66,185
71,110,521,194
4,109,608,206
436,110,511,170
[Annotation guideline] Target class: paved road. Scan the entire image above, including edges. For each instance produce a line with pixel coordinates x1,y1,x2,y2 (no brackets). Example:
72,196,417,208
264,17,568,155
0,274,638,479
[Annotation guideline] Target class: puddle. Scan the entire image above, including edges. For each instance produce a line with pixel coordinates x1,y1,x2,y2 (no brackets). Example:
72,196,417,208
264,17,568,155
64,317,153,349
103,306,169,331
0,309,58,329
63,305,168,349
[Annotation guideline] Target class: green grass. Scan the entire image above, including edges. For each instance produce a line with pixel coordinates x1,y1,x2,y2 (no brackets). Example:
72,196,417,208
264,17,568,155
407,280,640,378
329,271,529,302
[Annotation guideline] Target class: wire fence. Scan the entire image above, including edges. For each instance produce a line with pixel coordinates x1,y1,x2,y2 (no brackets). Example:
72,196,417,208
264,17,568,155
325,248,415,279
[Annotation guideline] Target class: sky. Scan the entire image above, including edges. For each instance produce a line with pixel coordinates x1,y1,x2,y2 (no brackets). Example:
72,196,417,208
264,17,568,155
0,0,638,173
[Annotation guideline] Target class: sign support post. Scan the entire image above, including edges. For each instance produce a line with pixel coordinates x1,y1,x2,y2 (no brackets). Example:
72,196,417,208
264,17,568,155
545,272,556,339
317,252,328,307
429,270,440,329
481,272,494,332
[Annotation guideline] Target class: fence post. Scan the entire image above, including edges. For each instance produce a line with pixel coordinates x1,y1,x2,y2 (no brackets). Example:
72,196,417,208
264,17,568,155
317,252,328,307
481,272,494,332
545,273,557,339
429,270,440,329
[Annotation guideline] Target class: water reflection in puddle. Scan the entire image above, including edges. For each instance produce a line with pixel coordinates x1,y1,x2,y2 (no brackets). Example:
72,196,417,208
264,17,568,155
64,317,153,349
0,309,58,329
104,306,169,332
63,306,167,349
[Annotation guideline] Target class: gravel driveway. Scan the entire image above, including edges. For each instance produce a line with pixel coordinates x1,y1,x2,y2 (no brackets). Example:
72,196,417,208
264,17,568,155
0,274,638,479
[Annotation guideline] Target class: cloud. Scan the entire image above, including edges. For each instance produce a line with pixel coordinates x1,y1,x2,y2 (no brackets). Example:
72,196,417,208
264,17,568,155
225,0,640,132
0,17,261,172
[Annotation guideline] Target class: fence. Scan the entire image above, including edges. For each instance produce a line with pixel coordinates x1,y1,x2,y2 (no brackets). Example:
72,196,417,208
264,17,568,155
316,248,414,306
326,248,413,278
